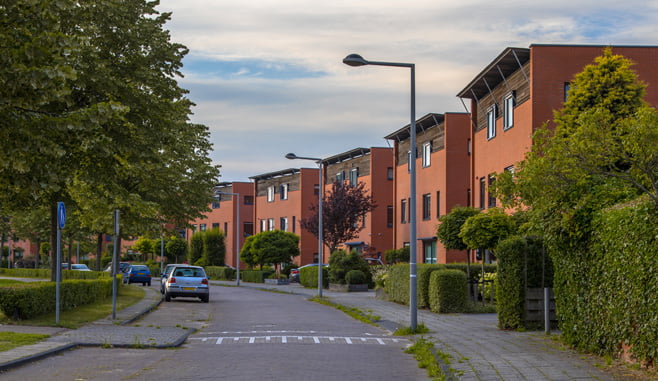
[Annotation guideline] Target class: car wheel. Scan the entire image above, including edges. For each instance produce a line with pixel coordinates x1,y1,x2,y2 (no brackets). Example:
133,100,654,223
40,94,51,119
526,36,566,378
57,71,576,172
165,292,171,302
147,281,151,287
200,295,209,303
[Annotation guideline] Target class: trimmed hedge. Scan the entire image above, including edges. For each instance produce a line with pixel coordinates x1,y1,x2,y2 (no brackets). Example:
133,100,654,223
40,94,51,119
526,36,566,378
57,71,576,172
0,279,114,320
345,270,367,285
385,264,410,304
240,270,273,283
429,270,467,313
300,266,328,288
205,266,236,280
0,268,110,280
495,236,526,330
417,264,445,308
556,199,658,364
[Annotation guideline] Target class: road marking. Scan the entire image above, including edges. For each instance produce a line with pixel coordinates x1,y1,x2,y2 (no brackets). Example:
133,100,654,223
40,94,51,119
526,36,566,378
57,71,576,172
189,335,409,346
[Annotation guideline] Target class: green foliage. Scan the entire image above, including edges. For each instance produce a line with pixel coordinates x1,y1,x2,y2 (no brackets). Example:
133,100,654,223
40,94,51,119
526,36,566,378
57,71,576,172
203,229,226,267
131,237,155,261
300,266,328,288
165,236,188,264
345,270,367,285
205,266,235,280
239,231,299,270
495,236,526,330
557,199,658,364
0,279,113,320
328,250,371,285
437,206,481,251
384,247,410,264
239,270,273,283
404,338,446,380
385,264,410,305
281,263,298,277
417,264,445,308
429,270,468,313
459,208,515,251
188,232,204,265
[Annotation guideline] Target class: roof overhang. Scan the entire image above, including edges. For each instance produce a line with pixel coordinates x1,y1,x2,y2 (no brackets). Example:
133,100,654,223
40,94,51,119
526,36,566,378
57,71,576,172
322,148,370,165
249,168,300,181
456,47,530,100
384,113,444,141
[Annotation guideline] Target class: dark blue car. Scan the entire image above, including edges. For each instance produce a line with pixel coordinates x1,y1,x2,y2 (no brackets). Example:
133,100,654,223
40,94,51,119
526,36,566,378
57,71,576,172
125,265,152,286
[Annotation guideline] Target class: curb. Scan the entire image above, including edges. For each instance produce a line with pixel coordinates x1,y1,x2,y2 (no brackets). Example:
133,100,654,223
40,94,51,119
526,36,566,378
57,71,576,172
0,343,77,372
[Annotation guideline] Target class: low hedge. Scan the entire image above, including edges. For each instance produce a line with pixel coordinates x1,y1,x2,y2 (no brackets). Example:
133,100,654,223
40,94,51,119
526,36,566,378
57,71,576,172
0,268,50,278
417,264,445,308
205,266,236,280
429,270,467,313
300,266,328,288
0,278,114,320
240,270,273,283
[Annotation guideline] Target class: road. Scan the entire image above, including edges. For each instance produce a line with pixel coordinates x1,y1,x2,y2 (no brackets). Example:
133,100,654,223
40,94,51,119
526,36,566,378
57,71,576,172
1,284,427,380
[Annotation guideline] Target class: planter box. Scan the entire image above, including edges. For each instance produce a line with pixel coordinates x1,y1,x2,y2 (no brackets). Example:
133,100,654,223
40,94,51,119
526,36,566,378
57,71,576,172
329,283,369,292
264,278,290,285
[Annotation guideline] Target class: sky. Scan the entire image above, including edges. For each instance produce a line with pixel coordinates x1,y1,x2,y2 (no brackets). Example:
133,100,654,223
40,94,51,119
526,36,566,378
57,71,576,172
156,0,658,182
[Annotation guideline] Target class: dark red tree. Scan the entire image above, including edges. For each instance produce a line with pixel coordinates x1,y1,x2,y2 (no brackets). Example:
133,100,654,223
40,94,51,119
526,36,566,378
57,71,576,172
300,180,376,253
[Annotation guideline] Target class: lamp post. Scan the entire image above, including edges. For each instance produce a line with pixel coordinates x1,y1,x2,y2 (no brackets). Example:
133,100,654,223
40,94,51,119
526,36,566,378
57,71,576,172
343,53,418,329
216,191,241,286
285,153,324,298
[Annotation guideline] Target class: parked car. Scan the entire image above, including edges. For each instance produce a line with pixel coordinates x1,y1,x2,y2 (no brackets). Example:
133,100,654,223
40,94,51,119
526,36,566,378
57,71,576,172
163,265,209,303
125,265,152,286
71,264,91,271
365,258,384,266
160,263,184,294
289,263,328,283
104,262,131,275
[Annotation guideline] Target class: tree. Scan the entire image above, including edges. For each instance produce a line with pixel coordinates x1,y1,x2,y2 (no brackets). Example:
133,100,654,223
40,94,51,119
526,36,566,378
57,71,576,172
458,208,515,254
132,237,155,262
203,229,226,266
189,232,204,265
165,236,188,264
437,207,481,251
239,230,299,271
300,180,376,253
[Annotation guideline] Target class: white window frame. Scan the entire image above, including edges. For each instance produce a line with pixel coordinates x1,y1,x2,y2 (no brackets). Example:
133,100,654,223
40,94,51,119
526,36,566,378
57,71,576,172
349,168,359,186
280,217,288,232
280,183,289,200
503,93,515,130
487,105,496,140
260,219,266,232
422,142,431,168
267,185,275,202
268,218,275,231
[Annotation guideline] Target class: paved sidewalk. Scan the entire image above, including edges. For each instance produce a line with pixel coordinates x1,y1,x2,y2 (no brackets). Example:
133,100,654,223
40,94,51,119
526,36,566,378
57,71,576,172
0,285,193,371
220,280,616,381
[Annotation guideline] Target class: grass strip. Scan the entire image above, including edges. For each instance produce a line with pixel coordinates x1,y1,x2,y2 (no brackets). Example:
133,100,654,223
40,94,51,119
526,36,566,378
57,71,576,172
308,296,380,326
0,332,51,352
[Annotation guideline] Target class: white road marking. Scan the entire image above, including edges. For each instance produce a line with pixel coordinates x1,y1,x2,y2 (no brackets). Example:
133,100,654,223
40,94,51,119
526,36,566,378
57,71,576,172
189,335,408,346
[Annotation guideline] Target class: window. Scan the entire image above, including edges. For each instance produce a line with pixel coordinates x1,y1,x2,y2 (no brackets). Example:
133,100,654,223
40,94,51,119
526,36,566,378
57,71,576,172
260,219,266,232
422,193,431,220
422,142,432,167
314,184,319,195
212,222,219,229
488,175,496,208
267,186,275,202
479,177,486,209
564,82,571,102
280,217,288,232
503,92,515,130
244,195,254,205
200,224,207,232
467,138,471,156
436,191,441,218
244,222,253,236
192,225,197,232
268,218,275,231
401,199,408,223
487,105,496,139
349,168,359,186
424,241,437,264
292,216,296,233
407,151,413,173
387,167,394,180
224,222,228,234
467,188,471,207
336,171,345,182
387,206,394,228
280,183,289,200
211,199,220,209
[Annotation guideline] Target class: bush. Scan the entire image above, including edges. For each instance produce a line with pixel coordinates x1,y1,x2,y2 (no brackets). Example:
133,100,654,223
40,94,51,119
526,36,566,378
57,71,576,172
205,266,235,280
429,270,467,313
281,263,298,277
300,266,328,288
385,264,410,304
0,279,113,320
495,236,526,330
417,264,445,308
239,270,273,283
384,247,409,264
328,250,371,285
345,270,367,285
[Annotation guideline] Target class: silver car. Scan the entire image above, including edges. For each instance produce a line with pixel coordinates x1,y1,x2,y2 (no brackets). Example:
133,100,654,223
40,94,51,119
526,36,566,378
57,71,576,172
163,265,209,303
160,263,184,294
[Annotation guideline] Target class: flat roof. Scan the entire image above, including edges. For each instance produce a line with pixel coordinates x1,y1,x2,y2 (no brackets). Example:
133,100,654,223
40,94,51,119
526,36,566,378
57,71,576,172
456,47,530,100
249,168,300,181
384,113,444,141
322,147,370,165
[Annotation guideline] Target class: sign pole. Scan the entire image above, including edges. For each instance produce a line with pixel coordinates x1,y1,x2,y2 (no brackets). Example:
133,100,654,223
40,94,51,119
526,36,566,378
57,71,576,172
55,202,66,325
112,209,119,320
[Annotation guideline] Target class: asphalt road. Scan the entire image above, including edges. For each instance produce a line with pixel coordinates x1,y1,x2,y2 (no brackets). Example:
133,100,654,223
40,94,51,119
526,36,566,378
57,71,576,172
1,284,427,380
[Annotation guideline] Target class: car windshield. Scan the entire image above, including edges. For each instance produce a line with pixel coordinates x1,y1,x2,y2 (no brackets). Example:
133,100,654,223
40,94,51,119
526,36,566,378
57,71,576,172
132,265,148,271
173,268,205,277
72,264,87,269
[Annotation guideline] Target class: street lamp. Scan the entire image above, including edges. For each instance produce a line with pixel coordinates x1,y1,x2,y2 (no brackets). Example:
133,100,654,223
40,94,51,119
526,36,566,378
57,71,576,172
216,191,242,286
343,53,418,329
285,152,324,298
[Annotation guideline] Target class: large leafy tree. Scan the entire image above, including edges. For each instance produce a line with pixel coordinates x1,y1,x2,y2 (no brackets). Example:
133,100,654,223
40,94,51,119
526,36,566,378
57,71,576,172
239,230,299,271
300,180,376,253
165,236,187,264
436,206,481,251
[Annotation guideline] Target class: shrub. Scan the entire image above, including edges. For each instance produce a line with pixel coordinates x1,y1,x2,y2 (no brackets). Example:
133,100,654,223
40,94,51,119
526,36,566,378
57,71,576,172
281,263,298,277
429,270,467,313
300,266,328,288
384,247,409,264
345,270,367,285
495,236,526,330
417,264,445,308
385,264,410,304
205,266,235,280
239,270,273,283
268,273,287,279
328,250,371,285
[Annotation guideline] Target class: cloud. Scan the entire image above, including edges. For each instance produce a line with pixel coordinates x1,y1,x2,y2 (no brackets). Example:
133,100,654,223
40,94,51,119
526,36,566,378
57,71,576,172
158,0,658,181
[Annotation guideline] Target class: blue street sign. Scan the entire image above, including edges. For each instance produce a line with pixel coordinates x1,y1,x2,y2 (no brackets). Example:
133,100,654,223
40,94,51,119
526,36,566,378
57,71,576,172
57,202,66,229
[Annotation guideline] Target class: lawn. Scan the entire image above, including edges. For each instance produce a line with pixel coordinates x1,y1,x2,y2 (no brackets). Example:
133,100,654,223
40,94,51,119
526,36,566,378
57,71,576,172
0,332,51,352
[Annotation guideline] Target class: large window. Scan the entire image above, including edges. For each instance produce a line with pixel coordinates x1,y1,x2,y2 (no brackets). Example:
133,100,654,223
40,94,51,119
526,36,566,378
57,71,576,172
487,105,496,139
267,186,275,202
200,224,207,232
422,193,431,220
280,183,289,200
488,175,496,208
503,92,515,130
280,217,288,232
422,142,431,167
336,171,345,182
267,218,275,231
424,241,437,264
349,168,359,187
260,220,266,232
401,199,408,224
479,177,486,209
244,195,254,205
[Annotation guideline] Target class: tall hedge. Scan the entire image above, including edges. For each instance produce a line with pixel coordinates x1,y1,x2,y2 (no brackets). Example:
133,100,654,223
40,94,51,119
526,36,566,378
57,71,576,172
495,236,526,330
429,270,467,313
203,229,226,266
556,200,658,363
300,266,328,288
188,232,204,265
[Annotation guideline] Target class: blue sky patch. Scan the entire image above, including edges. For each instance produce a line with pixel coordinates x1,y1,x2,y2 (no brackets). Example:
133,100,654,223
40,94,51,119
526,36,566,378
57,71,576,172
182,55,327,80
